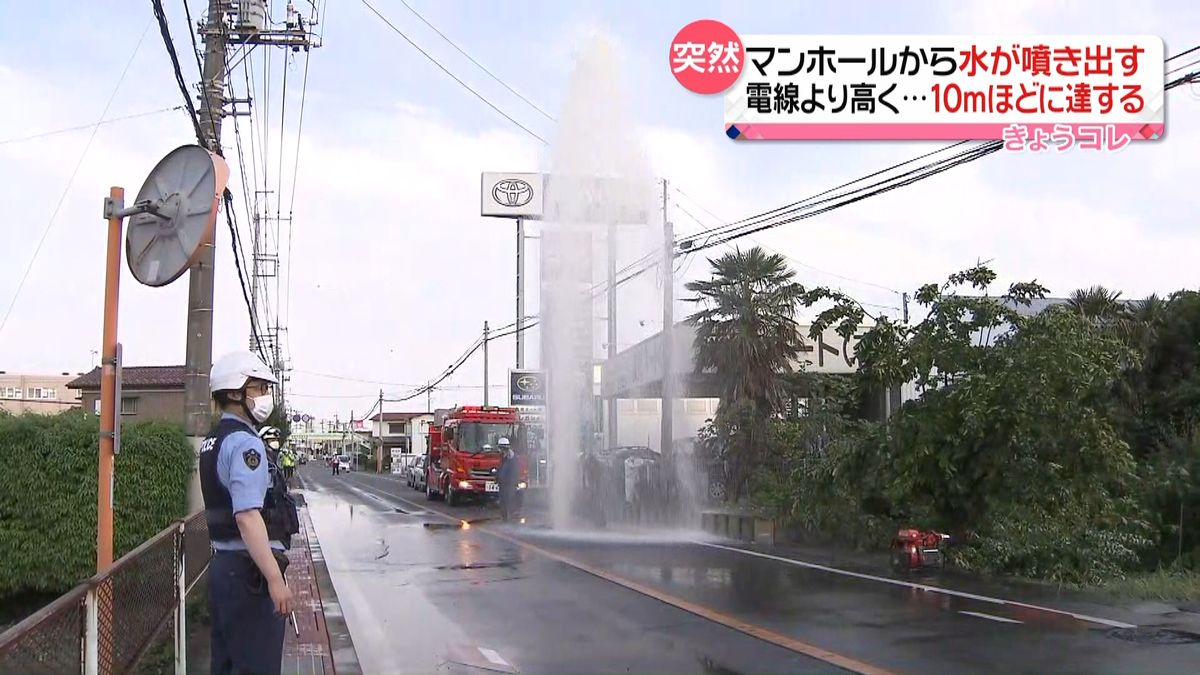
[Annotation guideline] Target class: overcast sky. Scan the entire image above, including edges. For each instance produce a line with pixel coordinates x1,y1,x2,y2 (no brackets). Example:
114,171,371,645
0,0,1197,422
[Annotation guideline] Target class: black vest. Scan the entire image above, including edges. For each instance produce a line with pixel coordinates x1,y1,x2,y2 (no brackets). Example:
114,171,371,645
200,417,299,549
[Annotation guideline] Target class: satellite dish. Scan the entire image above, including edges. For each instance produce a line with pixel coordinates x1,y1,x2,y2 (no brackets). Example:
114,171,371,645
125,144,229,287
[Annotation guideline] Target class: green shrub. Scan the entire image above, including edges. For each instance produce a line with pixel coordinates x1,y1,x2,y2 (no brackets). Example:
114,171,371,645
0,412,195,596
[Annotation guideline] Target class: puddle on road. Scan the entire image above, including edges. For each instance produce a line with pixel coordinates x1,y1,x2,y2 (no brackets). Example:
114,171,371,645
436,560,520,571
1106,627,1200,645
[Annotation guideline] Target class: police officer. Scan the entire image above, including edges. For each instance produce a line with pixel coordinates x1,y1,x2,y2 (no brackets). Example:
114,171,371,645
259,426,283,459
201,351,299,675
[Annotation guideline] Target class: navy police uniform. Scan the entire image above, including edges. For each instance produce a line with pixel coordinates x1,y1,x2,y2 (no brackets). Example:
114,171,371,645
200,413,299,675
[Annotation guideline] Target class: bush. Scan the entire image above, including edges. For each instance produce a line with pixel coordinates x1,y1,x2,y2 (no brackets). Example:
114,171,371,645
0,412,195,596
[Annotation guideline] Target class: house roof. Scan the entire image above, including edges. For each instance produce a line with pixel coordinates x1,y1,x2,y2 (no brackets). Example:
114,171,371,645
67,365,187,390
369,412,431,422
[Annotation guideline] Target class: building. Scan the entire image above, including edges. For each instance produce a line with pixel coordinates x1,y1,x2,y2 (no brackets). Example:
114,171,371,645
369,411,434,471
0,371,83,415
67,365,187,423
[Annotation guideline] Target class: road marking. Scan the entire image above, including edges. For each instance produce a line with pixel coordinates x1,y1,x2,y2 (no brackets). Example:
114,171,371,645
479,647,510,666
959,610,1023,624
696,542,1137,630
338,474,896,675
492,530,898,675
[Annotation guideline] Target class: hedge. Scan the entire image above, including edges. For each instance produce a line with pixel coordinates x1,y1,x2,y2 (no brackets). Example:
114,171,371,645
0,411,195,596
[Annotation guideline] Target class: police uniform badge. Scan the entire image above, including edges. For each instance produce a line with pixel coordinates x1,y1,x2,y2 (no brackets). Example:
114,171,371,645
243,448,262,470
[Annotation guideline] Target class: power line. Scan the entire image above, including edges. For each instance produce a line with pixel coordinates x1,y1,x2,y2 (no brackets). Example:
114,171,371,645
225,190,268,359
152,0,204,144
396,0,555,122
0,18,154,338
285,39,313,327
1166,45,1200,62
359,0,548,145
0,106,185,146
670,194,903,305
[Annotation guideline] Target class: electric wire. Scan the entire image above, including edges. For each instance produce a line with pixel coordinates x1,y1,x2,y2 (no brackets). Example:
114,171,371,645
396,0,555,122
359,0,548,145
0,106,185,146
152,0,204,144
0,18,154,338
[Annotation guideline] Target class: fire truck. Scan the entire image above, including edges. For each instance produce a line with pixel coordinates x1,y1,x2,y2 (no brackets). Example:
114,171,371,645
425,405,528,506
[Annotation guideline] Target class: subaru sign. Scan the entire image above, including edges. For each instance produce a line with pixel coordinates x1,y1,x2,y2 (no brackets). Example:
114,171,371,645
509,369,546,406
481,172,544,218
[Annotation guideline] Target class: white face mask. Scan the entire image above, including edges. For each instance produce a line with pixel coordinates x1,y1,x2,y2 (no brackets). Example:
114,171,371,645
249,394,274,423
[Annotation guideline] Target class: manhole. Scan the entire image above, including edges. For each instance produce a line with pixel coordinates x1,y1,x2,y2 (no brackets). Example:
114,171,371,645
1106,627,1200,645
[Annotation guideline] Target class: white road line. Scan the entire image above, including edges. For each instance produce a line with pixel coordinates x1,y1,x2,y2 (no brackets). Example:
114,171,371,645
695,541,1137,629
959,610,1023,624
479,647,510,666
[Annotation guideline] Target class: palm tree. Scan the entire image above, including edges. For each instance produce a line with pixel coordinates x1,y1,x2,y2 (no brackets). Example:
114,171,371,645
1067,285,1125,322
686,246,805,408
685,246,805,499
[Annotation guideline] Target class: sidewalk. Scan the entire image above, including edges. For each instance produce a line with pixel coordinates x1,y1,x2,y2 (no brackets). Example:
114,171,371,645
281,497,360,675
176,498,358,675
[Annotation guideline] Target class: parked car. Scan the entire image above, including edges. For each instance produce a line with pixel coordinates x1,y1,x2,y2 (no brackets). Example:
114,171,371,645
412,456,427,492
407,456,425,487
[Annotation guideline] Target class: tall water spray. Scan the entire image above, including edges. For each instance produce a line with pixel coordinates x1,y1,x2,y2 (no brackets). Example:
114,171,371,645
540,34,656,529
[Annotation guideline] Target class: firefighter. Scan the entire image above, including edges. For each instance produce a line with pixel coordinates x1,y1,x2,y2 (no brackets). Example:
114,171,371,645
497,437,518,522
200,351,299,675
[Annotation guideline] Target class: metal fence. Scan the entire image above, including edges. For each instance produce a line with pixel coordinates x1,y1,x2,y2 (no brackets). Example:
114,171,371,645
0,511,211,675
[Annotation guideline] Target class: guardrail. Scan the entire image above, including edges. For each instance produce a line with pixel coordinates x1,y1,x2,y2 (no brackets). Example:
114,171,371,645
0,511,211,675
701,510,776,545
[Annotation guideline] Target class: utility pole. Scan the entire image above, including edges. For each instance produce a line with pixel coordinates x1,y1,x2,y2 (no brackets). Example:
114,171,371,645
483,321,490,406
660,179,674,459
516,218,525,369
183,1,318,511
376,390,383,474
606,220,617,450
426,382,432,413
183,0,229,514
902,292,910,323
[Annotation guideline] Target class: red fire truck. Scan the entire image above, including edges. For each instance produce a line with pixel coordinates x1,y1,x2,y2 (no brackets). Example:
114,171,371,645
425,405,528,506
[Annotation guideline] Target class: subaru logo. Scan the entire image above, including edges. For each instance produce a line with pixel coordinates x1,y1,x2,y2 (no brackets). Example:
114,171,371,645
492,179,533,207
516,375,541,392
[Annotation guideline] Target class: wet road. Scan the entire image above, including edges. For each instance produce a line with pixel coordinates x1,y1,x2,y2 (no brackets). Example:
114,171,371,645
297,466,1200,674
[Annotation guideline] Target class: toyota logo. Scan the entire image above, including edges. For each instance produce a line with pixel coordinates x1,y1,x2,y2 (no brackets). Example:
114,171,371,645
516,375,541,392
492,179,534,207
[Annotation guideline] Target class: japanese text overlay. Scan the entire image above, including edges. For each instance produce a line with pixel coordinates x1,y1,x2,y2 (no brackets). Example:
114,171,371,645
721,34,1165,146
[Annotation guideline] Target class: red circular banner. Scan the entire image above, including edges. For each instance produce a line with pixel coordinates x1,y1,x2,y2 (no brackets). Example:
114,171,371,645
668,20,743,95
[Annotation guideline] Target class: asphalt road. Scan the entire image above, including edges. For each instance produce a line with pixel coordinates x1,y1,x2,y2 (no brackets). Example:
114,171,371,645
296,465,1199,675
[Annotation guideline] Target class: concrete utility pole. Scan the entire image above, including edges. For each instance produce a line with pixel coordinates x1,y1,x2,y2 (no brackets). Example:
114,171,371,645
183,0,229,513
606,220,617,449
483,321,490,406
184,2,317,512
660,179,674,459
376,390,383,474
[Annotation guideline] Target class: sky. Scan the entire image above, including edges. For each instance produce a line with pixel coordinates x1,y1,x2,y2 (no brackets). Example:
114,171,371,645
0,0,1197,423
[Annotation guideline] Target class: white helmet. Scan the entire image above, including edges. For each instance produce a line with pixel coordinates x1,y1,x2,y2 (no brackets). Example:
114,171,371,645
210,351,277,394
498,437,510,447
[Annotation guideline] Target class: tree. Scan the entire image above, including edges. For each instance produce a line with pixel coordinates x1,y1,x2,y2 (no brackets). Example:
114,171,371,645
797,265,1150,582
685,246,804,500
1067,284,1125,321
